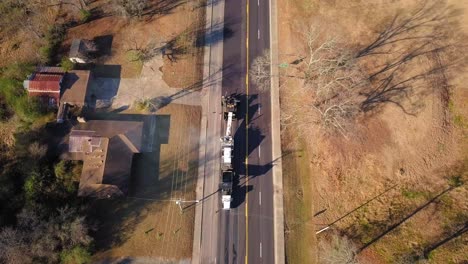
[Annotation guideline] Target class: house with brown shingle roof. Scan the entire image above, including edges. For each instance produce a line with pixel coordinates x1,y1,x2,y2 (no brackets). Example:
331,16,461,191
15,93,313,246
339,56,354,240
68,120,147,198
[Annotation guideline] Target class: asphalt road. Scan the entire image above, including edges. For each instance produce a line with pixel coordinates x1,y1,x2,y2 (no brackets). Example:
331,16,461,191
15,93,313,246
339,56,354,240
217,0,274,263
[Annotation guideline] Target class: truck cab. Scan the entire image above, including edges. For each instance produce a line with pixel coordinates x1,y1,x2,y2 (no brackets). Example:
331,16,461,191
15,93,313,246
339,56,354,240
220,170,234,210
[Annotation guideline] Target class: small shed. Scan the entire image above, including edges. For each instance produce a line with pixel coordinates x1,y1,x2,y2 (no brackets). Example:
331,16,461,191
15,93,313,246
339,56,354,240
69,39,98,64
23,67,65,106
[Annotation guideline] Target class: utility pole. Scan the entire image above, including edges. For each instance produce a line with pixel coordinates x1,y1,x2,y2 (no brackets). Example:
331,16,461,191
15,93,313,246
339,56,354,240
175,199,200,213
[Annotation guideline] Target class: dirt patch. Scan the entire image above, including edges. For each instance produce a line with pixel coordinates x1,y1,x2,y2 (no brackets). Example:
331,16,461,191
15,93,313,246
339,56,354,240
279,0,468,263
89,103,201,261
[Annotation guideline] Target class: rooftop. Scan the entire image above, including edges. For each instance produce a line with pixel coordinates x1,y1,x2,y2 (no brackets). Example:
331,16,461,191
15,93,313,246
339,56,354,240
60,70,91,106
69,120,145,198
69,39,98,59
28,73,64,92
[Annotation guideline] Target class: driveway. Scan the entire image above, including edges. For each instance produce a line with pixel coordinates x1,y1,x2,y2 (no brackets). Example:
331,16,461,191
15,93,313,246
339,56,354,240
88,55,202,109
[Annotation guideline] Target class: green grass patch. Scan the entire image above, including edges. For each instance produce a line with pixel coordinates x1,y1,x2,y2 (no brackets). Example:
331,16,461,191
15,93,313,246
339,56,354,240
453,114,467,128
60,246,91,264
0,78,48,123
448,100,468,129
283,142,316,263
134,98,152,112
447,175,464,188
79,9,92,22
401,188,428,199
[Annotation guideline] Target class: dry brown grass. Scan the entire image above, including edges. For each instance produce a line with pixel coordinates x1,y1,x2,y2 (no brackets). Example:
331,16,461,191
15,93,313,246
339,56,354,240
282,137,318,264
279,0,468,263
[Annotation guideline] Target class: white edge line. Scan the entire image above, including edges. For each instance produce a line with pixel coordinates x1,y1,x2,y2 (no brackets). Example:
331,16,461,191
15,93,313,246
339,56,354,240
260,242,263,258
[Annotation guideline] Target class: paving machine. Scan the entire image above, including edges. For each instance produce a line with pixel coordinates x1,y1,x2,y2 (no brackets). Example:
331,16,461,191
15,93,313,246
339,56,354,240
222,95,240,120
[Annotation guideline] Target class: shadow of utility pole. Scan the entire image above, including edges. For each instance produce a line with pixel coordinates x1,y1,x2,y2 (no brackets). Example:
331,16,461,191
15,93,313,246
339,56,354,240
359,186,456,252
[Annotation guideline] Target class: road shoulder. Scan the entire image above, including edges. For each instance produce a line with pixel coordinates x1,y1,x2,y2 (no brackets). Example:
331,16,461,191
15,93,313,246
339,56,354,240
269,0,286,263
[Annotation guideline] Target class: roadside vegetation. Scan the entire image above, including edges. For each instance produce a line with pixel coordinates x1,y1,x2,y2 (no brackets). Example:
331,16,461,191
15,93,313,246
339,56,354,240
0,63,90,262
276,0,468,263
0,44,90,262
0,1,112,263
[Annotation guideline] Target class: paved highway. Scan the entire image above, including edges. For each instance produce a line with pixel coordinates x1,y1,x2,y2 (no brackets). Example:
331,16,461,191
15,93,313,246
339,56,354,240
217,0,275,263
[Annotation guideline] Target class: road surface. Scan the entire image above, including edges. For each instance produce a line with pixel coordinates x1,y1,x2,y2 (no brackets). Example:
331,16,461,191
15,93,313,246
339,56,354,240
217,0,275,263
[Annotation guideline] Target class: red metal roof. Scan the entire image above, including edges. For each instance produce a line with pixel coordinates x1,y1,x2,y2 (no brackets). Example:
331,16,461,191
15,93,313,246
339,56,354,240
28,73,63,91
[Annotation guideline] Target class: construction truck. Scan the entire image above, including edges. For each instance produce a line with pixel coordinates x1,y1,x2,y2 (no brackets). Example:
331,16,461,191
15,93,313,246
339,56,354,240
221,95,239,120
220,95,239,210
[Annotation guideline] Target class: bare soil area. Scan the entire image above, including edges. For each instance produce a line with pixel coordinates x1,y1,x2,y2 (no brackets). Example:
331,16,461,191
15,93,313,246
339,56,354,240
279,0,468,263
88,104,201,262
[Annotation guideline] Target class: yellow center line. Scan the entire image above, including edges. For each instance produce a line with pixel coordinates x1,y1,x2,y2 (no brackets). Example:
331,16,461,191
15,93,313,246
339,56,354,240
245,0,250,264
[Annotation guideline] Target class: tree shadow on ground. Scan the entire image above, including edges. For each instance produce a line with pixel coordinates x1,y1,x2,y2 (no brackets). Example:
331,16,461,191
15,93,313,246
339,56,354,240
145,63,235,111
356,0,466,115
159,19,234,64
355,0,460,58
195,19,234,47
143,0,187,18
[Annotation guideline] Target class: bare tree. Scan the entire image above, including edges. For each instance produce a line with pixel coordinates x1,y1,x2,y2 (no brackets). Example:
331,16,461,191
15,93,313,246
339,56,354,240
250,49,271,92
313,98,359,139
113,0,147,19
28,142,48,160
319,234,360,264
0,227,32,264
124,31,166,62
280,24,365,137
0,207,92,264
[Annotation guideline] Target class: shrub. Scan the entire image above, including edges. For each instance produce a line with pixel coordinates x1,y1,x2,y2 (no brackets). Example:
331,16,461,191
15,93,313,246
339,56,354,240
14,96,45,123
60,246,91,264
448,175,463,188
60,57,75,72
0,78,46,122
28,142,48,160
126,49,143,62
24,171,41,202
0,63,35,80
39,45,53,63
113,0,148,18
134,98,152,112
79,9,92,22
0,100,12,121
453,114,466,128
40,24,66,63
54,160,81,194
319,233,359,264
